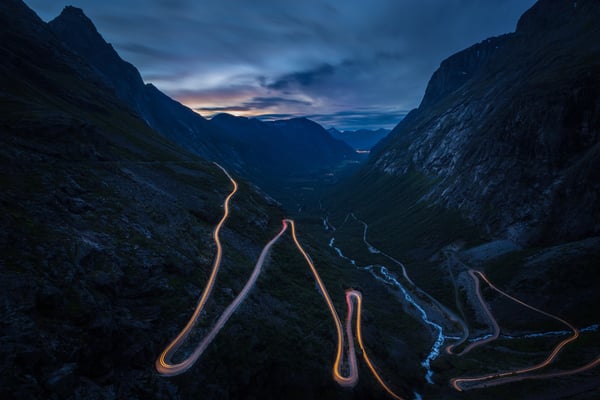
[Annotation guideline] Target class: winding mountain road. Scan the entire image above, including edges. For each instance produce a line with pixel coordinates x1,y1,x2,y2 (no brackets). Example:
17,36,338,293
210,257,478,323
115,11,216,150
156,163,238,376
449,265,596,392
331,214,600,395
156,163,598,398
155,165,404,398
288,219,403,398
449,269,500,356
443,250,470,355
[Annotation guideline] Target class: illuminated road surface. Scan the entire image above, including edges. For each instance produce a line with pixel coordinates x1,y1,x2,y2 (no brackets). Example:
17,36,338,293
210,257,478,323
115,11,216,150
346,289,404,400
156,164,597,397
448,269,500,356
285,219,359,387
287,219,404,398
156,162,238,376
155,165,404,398
450,269,587,391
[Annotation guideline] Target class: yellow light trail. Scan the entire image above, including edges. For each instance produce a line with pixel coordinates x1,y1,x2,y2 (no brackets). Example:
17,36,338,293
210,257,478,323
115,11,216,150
156,162,238,376
446,269,500,356
155,164,404,398
287,219,405,398
155,164,597,397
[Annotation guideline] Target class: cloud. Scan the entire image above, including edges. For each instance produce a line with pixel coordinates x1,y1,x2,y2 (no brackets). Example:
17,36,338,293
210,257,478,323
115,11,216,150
265,64,335,90
195,96,311,113
301,109,409,131
24,0,537,130
195,106,251,113
245,96,312,108
249,113,296,121
117,42,179,61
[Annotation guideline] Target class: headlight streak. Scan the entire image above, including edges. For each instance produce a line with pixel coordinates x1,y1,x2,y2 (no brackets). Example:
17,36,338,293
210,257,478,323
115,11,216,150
330,215,600,393
450,269,600,391
155,163,598,397
155,164,404,399
156,162,238,376
288,219,404,399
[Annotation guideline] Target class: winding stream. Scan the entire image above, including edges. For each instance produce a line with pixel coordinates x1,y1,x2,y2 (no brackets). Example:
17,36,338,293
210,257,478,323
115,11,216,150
326,213,451,384
363,265,446,384
323,212,600,391
329,237,356,265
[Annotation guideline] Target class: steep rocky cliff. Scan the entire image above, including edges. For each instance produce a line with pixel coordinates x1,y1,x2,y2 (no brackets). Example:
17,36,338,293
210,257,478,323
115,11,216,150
369,0,600,245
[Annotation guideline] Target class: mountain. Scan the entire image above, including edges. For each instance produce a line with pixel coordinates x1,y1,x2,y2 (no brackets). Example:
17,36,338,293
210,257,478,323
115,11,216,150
46,6,234,163
5,0,600,398
48,7,357,201
265,117,357,168
0,1,373,399
327,0,600,350
328,127,390,151
359,0,600,247
211,113,356,181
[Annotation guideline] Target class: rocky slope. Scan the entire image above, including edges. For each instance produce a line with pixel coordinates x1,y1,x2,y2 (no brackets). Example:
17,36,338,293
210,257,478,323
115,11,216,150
368,0,600,246
326,0,600,363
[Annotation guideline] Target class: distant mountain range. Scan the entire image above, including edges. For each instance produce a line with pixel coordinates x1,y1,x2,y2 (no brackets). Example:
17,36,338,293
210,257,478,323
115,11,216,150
47,6,357,199
327,127,390,151
210,113,355,189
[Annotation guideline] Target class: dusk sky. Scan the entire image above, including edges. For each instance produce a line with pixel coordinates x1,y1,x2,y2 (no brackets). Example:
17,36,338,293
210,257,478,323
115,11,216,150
25,0,536,130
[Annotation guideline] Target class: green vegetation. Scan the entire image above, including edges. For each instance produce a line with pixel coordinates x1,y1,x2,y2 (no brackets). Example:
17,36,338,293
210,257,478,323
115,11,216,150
326,168,484,262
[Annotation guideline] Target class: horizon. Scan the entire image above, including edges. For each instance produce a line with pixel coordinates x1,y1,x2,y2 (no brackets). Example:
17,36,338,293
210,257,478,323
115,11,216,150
24,0,535,131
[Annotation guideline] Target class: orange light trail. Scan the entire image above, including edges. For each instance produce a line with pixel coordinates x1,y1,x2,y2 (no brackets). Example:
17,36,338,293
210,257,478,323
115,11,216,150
457,354,600,390
450,269,582,391
154,163,404,398
446,269,500,356
155,164,597,397
285,219,359,387
156,162,238,376
347,290,405,400
288,219,404,398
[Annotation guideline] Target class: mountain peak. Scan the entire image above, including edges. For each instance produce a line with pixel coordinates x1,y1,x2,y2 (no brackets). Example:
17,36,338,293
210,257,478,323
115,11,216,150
49,5,114,58
48,4,146,104
60,5,86,17
516,0,598,34
278,117,320,128
211,113,246,123
53,6,99,36
418,33,510,109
